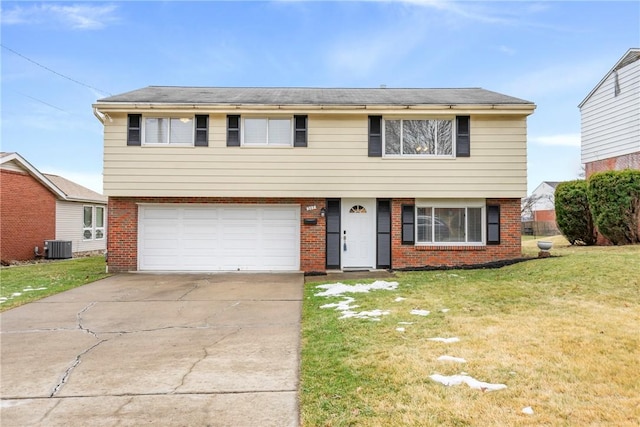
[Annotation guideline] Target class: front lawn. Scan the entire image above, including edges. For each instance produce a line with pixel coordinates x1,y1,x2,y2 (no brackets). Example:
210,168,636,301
302,244,640,426
0,256,110,312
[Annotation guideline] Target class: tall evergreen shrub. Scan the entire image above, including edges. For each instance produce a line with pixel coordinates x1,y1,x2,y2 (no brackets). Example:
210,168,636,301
588,170,640,245
555,180,597,245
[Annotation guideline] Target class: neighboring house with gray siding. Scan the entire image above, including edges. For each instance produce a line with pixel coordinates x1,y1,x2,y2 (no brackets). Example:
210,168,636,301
580,48,640,177
45,174,108,254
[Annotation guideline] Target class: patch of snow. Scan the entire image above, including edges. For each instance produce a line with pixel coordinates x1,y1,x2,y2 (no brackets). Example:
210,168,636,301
441,308,450,313
320,296,357,311
339,309,390,320
11,292,21,297
429,374,507,391
396,327,405,332
522,406,534,415
398,321,413,325
394,297,406,302
428,337,460,343
23,287,47,292
410,309,430,316
448,274,460,277
315,280,399,297
437,355,467,363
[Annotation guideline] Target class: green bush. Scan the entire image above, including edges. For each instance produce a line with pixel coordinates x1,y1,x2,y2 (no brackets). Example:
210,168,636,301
588,170,640,245
555,180,597,245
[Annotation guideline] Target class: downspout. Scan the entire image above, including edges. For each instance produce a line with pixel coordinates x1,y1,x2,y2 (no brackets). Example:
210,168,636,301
93,107,106,124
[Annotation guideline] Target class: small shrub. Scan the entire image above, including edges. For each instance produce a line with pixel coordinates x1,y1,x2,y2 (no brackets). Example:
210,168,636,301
555,180,597,245
588,170,640,245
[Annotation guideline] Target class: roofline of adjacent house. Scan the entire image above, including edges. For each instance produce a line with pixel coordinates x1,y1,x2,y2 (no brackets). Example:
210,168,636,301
1,152,106,204
0,152,68,200
578,47,640,108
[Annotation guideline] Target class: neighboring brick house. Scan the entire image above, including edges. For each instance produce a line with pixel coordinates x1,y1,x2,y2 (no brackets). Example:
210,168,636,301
580,48,640,177
0,152,107,264
93,87,535,273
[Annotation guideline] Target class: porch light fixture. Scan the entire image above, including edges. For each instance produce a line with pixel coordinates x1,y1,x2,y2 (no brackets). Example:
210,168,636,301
320,207,326,218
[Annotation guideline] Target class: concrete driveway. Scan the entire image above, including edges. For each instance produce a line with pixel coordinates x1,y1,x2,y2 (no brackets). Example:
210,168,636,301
0,273,303,426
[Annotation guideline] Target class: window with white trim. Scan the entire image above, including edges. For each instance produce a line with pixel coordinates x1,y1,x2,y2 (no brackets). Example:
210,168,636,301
384,119,454,156
143,117,193,145
415,202,484,244
83,206,105,241
243,117,292,146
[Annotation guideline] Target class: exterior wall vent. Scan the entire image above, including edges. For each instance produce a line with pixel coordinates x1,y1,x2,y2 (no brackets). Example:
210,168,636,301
45,240,72,259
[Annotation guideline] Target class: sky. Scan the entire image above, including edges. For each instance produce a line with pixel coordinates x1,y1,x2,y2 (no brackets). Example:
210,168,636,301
1,0,638,195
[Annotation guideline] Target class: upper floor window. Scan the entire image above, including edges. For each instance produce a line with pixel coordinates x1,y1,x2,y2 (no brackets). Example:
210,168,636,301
127,114,208,147
384,119,453,156
227,115,307,147
144,117,193,145
83,206,105,241
244,118,292,146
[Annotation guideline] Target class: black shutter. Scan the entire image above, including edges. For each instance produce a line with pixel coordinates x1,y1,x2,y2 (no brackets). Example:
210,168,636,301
294,115,308,147
195,115,208,147
227,115,240,147
401,204,415,245
368,116,382,157
456,116,470,157
487,205,500,245
377,199,391,268
127,114,141,146
326,199,341,269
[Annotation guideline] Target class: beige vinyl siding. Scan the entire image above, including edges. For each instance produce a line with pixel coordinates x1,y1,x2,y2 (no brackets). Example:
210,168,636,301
55,201,106,253
581,58,640,163
103,112,529,198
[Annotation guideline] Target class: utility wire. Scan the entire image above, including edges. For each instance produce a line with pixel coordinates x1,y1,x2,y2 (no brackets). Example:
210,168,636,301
12,90,69,113
1,44,112,96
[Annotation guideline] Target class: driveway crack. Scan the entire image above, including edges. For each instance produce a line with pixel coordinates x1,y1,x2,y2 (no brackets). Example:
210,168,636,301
172,328,241,394
178,280,204,301
77,302,99,339
50,339,107,397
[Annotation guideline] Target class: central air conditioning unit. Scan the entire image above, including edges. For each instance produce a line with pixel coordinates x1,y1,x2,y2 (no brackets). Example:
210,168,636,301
45,240,72,259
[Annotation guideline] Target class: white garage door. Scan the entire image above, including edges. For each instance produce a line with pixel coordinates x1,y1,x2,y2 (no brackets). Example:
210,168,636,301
138,205,300,271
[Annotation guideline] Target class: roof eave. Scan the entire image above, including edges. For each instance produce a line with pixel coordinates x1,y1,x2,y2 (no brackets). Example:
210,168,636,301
0,153,68,200
93,102,535,114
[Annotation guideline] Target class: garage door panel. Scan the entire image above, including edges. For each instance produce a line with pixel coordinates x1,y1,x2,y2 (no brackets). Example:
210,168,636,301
139,205,299,271
143,209,180,220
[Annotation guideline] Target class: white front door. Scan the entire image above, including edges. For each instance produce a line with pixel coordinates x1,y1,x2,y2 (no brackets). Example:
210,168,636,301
341,198,376,269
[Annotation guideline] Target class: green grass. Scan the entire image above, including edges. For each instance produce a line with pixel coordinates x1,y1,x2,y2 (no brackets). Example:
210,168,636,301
0,256,110,311
302,243,640,426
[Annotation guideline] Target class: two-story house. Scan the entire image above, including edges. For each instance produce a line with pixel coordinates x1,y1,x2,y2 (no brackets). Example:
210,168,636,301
93,87,535,273
580,48,640,177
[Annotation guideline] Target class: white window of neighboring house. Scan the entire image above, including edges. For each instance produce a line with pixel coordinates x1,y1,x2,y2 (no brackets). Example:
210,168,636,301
83,206,105,240
415,201,484,245
243,117,292,146
384,119,454,157
143,117,193,145
95,206,105,239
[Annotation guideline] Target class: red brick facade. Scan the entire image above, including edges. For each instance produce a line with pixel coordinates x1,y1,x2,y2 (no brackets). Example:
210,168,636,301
0,170,57,263
585,152,640,178
391,198,521,268
107,197,521,273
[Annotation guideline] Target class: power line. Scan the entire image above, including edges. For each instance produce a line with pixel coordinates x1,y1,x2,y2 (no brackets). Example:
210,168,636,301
1,44,112,96
11,90,69,113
